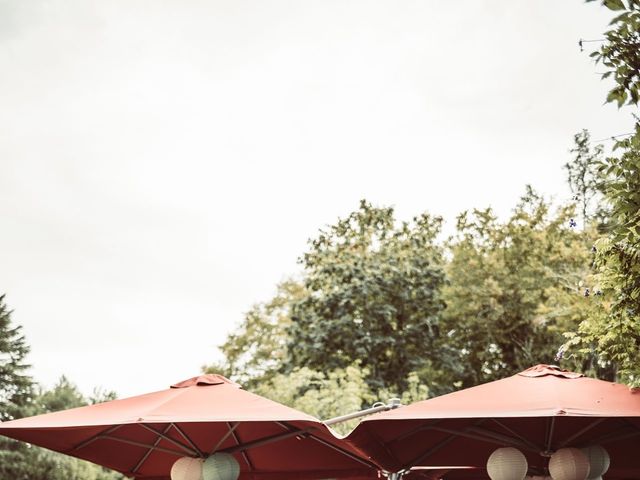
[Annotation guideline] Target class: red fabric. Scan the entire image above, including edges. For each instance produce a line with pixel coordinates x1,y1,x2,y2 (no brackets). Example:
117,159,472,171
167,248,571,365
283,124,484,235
346,365,640,479
0,374,377,479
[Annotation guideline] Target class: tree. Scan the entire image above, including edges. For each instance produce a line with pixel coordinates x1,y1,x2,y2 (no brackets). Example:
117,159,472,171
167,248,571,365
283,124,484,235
0,295,34,422
207,200,440,403
564,132,640,385
35,376,86,413
0,376,125,480
287,200,449,393
443,188,595,387
562,0,640,385
565,130,606,227
0,295,123,480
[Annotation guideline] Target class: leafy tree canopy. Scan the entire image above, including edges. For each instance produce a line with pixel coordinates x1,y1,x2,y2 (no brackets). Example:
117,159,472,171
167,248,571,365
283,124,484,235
443,188,597,387
287,200,449,394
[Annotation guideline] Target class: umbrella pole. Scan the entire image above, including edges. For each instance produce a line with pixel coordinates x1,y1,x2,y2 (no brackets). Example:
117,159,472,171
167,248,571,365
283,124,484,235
324,399,402,426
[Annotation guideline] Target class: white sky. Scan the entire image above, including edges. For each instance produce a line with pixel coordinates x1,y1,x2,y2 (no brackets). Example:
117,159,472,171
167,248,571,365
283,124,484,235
0,0,634,398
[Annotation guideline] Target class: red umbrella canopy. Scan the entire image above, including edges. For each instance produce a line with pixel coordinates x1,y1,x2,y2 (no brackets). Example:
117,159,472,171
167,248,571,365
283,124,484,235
0,374,377,479
346,365,640,479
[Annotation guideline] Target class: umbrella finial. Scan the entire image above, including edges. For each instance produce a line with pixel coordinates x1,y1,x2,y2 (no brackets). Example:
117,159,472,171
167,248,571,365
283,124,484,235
171,374,241,389
518,365,584,379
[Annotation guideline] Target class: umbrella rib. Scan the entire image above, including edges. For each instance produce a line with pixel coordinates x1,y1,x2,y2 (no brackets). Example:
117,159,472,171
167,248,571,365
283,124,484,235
621,418,640,436
593,427,640,445
69,424,124,452
401,434,458,471
131,423,173,474
457,426,537,453
556,418,607,448
209,422,239,456
101,434,188,456
490,419,544,452
229,424,255,470
221,427,315,454
401,420,487,471
363,423,402,467
139,423,200,457
395,421,526,453
276,421,379,470
306,433,379,469
171,423,205,458
389,419,444,445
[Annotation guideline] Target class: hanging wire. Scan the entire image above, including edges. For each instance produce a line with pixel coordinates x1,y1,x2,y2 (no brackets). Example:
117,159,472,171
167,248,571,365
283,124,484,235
594,132,636,143
579,38,606,51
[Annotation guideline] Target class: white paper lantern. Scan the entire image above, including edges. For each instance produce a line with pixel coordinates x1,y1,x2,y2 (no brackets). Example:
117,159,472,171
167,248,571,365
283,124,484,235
487,447,528,480
171,457,204,480
202,452,240,480
549,448,590,480
581,445,610,479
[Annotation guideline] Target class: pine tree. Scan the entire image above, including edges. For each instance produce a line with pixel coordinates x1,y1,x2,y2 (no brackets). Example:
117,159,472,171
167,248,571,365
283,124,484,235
0,294,34,421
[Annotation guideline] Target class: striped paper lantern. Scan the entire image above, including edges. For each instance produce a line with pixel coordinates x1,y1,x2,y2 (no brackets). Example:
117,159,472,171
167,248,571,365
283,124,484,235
487,447,528,480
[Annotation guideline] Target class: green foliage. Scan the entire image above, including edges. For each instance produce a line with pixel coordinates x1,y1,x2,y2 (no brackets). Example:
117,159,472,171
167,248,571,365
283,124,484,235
253,364,376,435
588,0,640,106
251,364,429,436
563,1,640,386
0,442,123,480
206,281,305,388
565,130,607,226
88,386,118,405
213,193,601,413
0,295,34,422
207,201,436,425
36,376,86,413
287,200,448,393
0,296,123,480
0,376,125,480
443,188,594,387
0,378,125,480
564,130,640,385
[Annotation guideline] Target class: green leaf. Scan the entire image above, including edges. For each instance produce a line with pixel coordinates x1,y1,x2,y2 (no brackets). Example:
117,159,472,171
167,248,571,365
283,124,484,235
606,88,621,104
610,12,630,24
604,0,626,10
617,90,628,107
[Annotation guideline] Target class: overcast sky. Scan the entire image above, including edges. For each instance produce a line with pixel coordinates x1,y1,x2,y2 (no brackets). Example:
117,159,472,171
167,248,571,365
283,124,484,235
0,0,634,398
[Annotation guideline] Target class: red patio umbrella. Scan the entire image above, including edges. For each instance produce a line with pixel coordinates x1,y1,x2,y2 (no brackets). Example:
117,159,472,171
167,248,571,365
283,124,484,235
345,364,640,479
0,374,378,480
